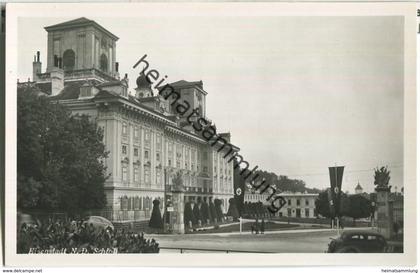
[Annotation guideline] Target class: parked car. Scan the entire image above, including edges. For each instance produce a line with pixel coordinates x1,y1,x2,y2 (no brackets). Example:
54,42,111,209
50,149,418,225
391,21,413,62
327,230,387,253
17,212,40,230
83,216,114,233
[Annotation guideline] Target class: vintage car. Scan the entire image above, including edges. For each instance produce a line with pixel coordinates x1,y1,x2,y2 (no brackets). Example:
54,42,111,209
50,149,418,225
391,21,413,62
17,212,40,230
83,216,114,232
327,230,387,253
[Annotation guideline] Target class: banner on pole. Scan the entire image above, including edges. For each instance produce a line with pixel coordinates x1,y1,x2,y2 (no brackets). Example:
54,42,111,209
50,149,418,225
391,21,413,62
328,166,344,217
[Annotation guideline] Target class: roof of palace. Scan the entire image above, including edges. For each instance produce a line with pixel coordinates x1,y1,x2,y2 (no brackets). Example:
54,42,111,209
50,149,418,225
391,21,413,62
44,17,119,41
158,80,207,95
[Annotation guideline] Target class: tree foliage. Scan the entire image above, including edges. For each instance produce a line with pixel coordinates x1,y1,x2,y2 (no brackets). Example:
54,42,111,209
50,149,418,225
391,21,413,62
315,190,333,219
315,189,372,221
209,201,217,223
214,199,224,222
17,90,108,213
342,194,373,220
193,203,202,225
227,198,240,221
200,201,209,223
183,202,195,225
315,189,347,219
236,169,321,195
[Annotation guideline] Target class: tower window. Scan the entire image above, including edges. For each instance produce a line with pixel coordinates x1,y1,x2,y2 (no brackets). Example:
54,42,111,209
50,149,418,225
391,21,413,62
63,49,75,71
100,54,108,72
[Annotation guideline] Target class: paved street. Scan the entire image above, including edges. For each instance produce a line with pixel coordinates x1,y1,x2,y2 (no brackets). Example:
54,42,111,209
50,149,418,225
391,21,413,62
147,228,365,253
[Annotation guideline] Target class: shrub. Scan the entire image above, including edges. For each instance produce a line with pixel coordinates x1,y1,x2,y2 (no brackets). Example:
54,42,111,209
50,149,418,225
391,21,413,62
214,199,224,222
184,202,195,226
209,201,217,223
227,198,240,221
193,203,202,226
149,199,163,229
200,201,209,224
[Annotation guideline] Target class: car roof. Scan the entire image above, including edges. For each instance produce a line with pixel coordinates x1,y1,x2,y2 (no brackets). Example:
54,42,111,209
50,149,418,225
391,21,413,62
88,216,112,224
341,230,383,237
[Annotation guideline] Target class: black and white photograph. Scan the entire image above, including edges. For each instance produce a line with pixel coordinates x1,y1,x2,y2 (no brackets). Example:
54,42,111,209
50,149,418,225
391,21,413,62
3,2,417,267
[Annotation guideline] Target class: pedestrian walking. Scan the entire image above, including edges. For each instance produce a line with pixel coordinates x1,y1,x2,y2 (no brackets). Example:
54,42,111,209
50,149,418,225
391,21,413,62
261,219,265,234
255,218,259,234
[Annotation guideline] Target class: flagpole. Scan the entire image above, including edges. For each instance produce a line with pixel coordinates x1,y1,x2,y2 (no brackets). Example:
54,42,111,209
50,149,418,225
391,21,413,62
335,163,339,236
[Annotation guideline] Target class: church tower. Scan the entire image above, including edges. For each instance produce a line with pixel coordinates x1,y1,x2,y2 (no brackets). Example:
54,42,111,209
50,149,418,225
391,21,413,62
44,17,119,78
355,182,363,194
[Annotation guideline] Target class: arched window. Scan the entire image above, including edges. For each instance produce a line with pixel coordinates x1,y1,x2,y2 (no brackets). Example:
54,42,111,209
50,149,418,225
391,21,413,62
100,54,108,72
63,49,75,71
145,196,150,210
134,196,140,210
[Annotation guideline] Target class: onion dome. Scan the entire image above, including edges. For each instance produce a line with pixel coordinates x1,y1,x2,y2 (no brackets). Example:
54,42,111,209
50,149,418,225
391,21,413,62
136,73,152,90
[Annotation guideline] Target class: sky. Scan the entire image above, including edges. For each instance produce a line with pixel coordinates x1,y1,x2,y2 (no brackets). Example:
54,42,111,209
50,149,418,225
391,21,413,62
18,16,404,193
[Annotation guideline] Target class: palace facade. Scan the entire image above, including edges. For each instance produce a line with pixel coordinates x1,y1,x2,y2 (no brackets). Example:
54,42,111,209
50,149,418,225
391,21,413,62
18,17,237,222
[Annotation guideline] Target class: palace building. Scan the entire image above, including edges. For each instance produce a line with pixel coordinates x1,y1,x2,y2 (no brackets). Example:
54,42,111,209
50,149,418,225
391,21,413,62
18,17,238,222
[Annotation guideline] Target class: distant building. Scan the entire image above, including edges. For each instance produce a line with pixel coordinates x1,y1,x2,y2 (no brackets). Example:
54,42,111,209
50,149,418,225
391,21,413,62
243,186,318,218
276,192,318,218
243,183,272,206
355,182,363,194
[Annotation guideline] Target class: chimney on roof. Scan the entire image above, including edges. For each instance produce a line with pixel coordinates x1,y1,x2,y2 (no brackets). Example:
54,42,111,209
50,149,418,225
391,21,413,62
51,57,64,96
32,51,42,82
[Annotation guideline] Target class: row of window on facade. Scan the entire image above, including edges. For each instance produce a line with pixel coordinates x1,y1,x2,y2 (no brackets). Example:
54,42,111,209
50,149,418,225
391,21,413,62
215,179,233,194
213,154,232,177
279,208,312,218
122,123,206,172
121,164,162,187
122,123,156,145
122,144,157,161
247,195,313,207
286,198,313,207
119,196,162,211
123,142,207,174
119,123,232,178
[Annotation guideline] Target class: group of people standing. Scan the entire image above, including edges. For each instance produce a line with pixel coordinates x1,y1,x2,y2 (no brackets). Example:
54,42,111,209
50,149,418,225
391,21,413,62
250,218,265,234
